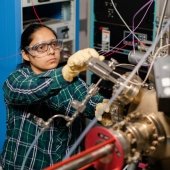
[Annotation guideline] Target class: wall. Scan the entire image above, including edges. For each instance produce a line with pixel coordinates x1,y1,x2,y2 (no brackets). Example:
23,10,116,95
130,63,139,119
79,0,89,49
0,1,21,152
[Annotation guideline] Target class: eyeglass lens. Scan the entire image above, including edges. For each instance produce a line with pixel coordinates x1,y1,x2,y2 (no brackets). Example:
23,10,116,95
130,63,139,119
32,40,62,53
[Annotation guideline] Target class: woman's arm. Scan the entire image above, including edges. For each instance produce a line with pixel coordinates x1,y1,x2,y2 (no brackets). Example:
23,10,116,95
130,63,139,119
3,67,70,105
46,78,104,118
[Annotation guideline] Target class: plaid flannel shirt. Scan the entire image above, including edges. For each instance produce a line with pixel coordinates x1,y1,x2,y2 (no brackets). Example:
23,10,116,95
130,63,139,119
0,66,103,170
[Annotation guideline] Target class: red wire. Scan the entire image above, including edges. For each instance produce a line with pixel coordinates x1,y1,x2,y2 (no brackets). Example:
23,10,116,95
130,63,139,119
31,0,43,24
104,43,128,57
104,39,141,57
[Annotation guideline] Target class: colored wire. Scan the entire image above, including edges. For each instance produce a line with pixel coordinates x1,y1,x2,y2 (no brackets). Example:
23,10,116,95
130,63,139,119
132,0,153,53
99,0,153,57
21,128,46,170
31,0,42,24
63,118,98,159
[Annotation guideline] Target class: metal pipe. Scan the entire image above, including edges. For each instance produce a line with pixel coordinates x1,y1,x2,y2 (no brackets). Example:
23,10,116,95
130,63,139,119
56,144,114,170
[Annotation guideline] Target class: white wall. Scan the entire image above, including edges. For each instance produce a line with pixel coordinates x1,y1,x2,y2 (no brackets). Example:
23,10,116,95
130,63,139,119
79,0,89,49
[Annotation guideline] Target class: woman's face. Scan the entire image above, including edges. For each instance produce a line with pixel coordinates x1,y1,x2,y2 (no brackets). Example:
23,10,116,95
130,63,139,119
22,27,61,74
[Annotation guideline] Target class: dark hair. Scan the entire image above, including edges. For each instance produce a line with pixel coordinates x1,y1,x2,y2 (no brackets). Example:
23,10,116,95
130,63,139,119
21,23,57,52
19,23,58,67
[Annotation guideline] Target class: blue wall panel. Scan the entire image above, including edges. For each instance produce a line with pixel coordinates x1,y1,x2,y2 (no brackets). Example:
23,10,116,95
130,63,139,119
0,1,21,152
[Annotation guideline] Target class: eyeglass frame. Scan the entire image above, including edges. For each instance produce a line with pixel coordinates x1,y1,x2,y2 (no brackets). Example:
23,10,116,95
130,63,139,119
25,39,63,57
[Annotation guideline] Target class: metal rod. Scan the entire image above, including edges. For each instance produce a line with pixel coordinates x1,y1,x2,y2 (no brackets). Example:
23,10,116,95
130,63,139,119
56,144,114,170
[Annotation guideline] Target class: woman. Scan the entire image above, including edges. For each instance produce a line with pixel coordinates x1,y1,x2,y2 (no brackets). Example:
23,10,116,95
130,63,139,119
0,23,105,170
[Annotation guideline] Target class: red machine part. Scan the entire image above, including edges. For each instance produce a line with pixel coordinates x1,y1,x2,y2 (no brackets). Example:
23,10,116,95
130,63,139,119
44,138,115,170
44,126,124,170
85,126,124,170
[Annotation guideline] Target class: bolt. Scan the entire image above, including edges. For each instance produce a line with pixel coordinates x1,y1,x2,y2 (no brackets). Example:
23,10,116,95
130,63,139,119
152,140,158,146
158,136,165,142
153,133,158,139
149,146,156,152
131,138,136,144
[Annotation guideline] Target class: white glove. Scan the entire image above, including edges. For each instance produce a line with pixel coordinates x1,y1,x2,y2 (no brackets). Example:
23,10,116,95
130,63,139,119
62,48,104,82
95,99,110,121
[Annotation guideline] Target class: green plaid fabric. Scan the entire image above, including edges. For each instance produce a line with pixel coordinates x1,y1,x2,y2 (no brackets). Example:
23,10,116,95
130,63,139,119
0,66,103,170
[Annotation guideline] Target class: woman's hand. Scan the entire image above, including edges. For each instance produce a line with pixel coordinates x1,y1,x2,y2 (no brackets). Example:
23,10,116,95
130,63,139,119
62,48,104,82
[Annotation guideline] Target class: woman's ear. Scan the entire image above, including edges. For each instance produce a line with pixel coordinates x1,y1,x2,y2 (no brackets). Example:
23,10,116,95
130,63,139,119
21,50,30,62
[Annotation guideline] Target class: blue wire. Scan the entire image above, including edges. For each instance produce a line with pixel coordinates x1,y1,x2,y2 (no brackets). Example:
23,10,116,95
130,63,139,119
63,117,97,159
21,128,45,170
